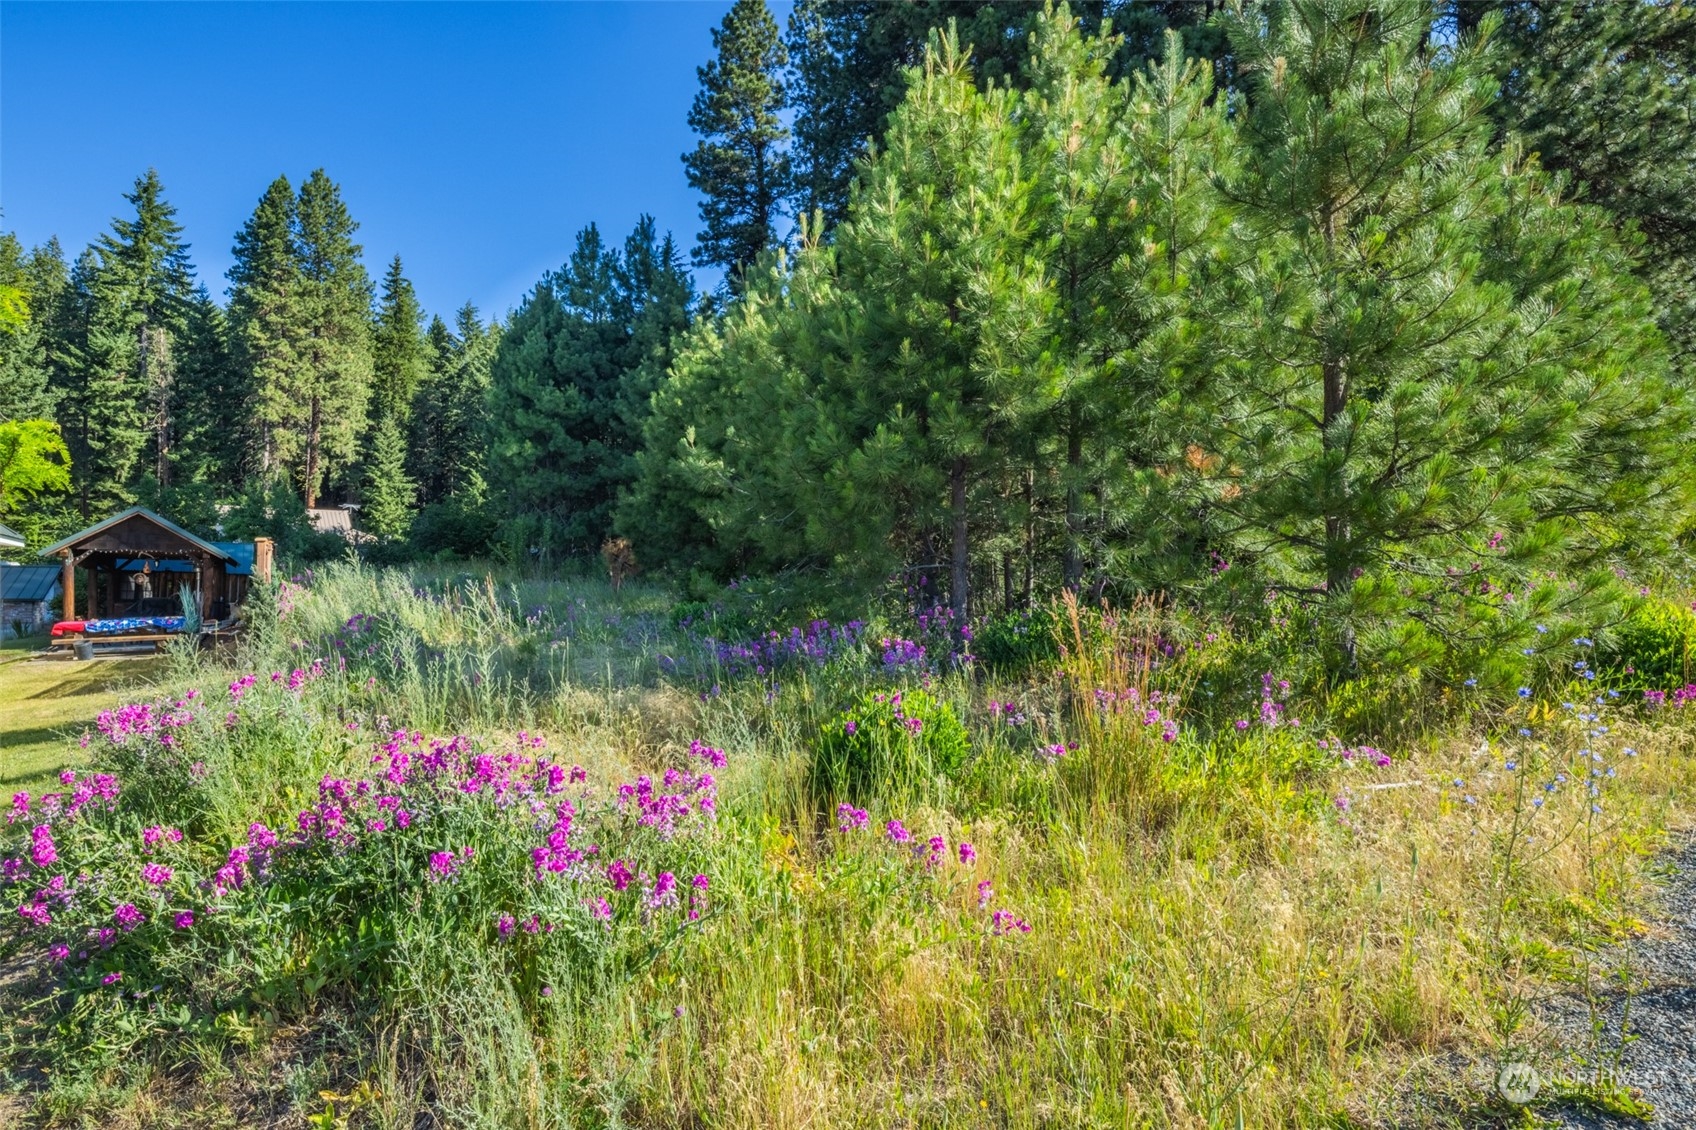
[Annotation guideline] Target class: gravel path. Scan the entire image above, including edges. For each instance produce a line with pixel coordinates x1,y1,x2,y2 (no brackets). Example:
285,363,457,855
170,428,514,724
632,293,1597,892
1540,837,1696,1128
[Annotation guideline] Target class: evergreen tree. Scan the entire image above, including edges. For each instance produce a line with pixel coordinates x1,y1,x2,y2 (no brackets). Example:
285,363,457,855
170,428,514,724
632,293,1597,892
1193,0,1689,676
411,305,496,505
54,171,196,515
0,234,66,421
784,1,1226,229
684,0,792,283
170,285,244,485
228,176,303,482
1477,0,1696,376
371,254,431,423
488,218,692,554
292,169,374,507
361,412,415,542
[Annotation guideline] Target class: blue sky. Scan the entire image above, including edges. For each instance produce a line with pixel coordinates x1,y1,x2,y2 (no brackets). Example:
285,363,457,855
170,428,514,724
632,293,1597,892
1,1,782,320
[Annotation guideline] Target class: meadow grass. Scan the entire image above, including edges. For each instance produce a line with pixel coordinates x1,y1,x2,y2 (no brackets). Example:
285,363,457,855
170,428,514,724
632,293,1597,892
0,638,163,797
1,562,1691,1128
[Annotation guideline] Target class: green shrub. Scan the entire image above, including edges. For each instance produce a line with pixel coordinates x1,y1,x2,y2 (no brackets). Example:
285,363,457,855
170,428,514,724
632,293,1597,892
971,607,1060,676
1598,598,1696,689
812,689,970,805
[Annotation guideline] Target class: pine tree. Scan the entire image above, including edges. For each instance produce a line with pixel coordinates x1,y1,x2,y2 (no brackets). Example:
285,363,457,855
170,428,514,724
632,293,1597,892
371,254,431,424
1194,0,1689,677
228,176,303,483
53,171,196,515
1479,0,1696,377
360,412,415,542
292,170,374,507
684,0,792,284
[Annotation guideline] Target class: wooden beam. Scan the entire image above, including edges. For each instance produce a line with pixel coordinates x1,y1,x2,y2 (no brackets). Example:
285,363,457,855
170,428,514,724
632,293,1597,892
60,554,74,621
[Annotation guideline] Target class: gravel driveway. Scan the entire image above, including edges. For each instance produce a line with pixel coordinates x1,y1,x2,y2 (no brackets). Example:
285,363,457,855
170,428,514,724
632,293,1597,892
1541,838,1696,1128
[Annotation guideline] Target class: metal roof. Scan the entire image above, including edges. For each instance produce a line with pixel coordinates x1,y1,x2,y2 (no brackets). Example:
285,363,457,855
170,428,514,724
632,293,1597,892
0,563,61,603
114,541,255,577
38,506,235,562
0,522,24,550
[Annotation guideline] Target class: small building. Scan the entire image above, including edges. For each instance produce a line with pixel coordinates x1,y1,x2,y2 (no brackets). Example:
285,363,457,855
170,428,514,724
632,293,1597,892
40,507,273,624
1,563,60,634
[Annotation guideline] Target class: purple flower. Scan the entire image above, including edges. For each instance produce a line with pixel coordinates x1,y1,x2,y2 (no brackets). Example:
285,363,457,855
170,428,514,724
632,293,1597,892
607,858,633,891
977,880,994,909
29,825,57,869
836,803,869,833
1235,719,1250,731
113,902,144,932
101,971,122,986
140,863,173,887
991,909,1032,936
692,873,710,891
48,943,69,962
428,851,459,882
173,910,195,929
590,897,613,923
497,914,515,938
885,819,912,844
8,791,28,822
958,842,976,864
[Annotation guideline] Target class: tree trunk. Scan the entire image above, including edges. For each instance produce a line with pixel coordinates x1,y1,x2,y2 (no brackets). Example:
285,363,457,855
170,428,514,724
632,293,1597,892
1064,404,1084,592
950,455,969,619
304,395,322,508
1022,467,1034,608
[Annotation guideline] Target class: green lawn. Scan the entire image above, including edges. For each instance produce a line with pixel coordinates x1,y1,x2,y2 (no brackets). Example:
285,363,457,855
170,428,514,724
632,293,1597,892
0,637,161,796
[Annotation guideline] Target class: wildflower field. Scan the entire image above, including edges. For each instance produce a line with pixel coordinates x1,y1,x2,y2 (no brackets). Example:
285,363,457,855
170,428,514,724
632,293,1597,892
3,562,1694,1128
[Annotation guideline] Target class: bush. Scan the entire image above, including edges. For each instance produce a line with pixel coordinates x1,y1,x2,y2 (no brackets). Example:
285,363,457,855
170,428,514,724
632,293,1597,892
1598,598,1696,689
972,607,1060,677
812,689,970,805
412,500,498,559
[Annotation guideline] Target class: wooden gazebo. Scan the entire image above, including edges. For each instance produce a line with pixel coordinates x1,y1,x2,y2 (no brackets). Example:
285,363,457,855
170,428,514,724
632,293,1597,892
41,507,272,623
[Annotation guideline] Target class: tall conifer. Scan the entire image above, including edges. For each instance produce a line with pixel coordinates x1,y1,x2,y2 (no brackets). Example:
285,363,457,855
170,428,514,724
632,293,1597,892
228,176,303,482
684,0,792,284
371,254,431,424
292,170,373,507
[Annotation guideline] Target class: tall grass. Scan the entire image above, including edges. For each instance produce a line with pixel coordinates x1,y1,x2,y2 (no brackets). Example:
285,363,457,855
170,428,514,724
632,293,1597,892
2,561,1691,1128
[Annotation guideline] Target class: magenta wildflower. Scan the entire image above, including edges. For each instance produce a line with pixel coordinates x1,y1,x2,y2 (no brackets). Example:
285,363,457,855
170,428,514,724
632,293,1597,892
991,909,1032,936
48,943,69,962
8,792,27,822
29,825,57,869
958,842,976,864
607,858,634,891
836,803,869,832
648,871,680,909
591,897,613,923
428,851,459,881
140,863,173,887
173,910,195,929
885,819,912,844
113,903,144,932
925,835,947,869
692,873,710,891
977,880,994,909
101,971,122,986
497,913,515,938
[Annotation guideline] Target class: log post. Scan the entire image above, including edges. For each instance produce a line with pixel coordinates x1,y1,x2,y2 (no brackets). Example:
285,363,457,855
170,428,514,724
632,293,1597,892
60,554,74,620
